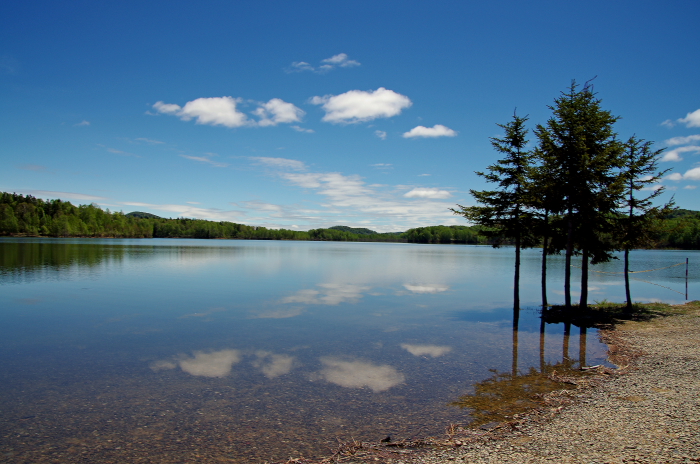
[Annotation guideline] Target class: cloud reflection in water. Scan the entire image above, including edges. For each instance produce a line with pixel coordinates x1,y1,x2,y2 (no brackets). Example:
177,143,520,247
254,351,296,378
403,284,449,294
400,343,452,357
150,349,242,378
282,283,370,305
314,357,405,392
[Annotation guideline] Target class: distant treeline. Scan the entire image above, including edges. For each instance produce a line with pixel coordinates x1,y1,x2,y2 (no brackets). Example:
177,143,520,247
1,192,698,248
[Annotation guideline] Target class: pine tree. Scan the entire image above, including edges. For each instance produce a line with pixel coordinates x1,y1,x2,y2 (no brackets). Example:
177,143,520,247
619,136,674,311
535,80,626,309
452,112,535,309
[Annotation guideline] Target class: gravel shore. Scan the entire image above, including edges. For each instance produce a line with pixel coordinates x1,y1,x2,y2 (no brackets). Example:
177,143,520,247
317,302,700,464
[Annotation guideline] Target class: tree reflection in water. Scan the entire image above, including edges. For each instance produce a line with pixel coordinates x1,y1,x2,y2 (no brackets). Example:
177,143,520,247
452,307,593,427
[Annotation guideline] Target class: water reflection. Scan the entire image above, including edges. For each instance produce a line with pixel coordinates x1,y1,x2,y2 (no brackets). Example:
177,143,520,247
400,343,452,357
281,283,370,305
403,284,449,294
454,307,596,427
313,357,405,392
1,239,693,463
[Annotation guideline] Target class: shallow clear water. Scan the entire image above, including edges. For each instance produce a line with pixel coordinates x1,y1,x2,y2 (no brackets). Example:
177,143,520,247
0,238,697,462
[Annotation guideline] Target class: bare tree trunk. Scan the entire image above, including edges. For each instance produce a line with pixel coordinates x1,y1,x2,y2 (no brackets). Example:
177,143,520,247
564,213,574,308
541,210,549,308
512,306,520,378
514,232,521,310
579,326,587,368
624,248,632,311
539,317,546,372
579,248,589,309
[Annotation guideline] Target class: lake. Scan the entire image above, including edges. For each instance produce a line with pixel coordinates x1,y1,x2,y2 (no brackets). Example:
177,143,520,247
1,238,697,462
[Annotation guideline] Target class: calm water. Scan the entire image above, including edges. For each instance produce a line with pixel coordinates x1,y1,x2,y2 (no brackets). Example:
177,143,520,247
1,238,697,462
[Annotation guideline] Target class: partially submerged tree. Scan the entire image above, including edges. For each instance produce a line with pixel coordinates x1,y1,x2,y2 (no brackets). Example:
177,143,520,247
452,112,535,309
618,136,674,311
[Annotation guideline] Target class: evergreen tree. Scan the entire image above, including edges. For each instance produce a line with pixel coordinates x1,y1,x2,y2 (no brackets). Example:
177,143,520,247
535,81,626,309
452,112,535,308
618,136,674,310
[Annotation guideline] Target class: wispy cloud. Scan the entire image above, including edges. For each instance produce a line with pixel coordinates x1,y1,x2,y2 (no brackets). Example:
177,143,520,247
665,134,700,146
287,53,360,73
17,190,107,202
17,164,49,172
291,125,314,133
180,154,229,168
74,120,90,127
311,87,412,124
135,137,165,145
403,124,457,138
403,187,451,199
250,156,306,171
121,201,245,221
99,144,139,157
375,130,387,140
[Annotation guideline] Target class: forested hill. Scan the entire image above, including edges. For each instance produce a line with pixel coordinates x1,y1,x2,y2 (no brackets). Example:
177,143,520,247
1,192,698,248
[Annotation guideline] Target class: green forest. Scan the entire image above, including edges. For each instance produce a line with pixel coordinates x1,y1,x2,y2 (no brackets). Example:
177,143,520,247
1,191,698,248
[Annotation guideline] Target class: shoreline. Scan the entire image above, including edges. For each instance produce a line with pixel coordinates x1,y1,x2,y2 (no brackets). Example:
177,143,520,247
293,302,700,464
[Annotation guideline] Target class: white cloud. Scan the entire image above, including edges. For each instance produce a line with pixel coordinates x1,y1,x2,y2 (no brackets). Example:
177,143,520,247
154,97,303,129
662,146,700,162
403,284,449,294
74,120,90,127
253,98,304,126
400,343,452,357
287,53,360,73
314,357,405,392
178,97,248,127
665,134,700,146
311,87,412,124
684,185,697,189
404,188,451,199
375,130,387,140
153,101,181,115
666,172,683,181
678,109,700,128
684,166,700,180
661,119,675,128
180,154,228,168
250,156,306,171
403,124,457,138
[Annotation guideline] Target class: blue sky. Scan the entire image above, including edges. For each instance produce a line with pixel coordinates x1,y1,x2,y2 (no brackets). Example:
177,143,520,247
1,1,699,232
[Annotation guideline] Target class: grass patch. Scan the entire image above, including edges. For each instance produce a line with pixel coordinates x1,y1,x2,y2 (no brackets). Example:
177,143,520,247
541,300,700,328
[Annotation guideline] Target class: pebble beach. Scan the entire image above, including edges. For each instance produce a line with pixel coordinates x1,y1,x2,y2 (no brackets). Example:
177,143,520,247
308,302,700,464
